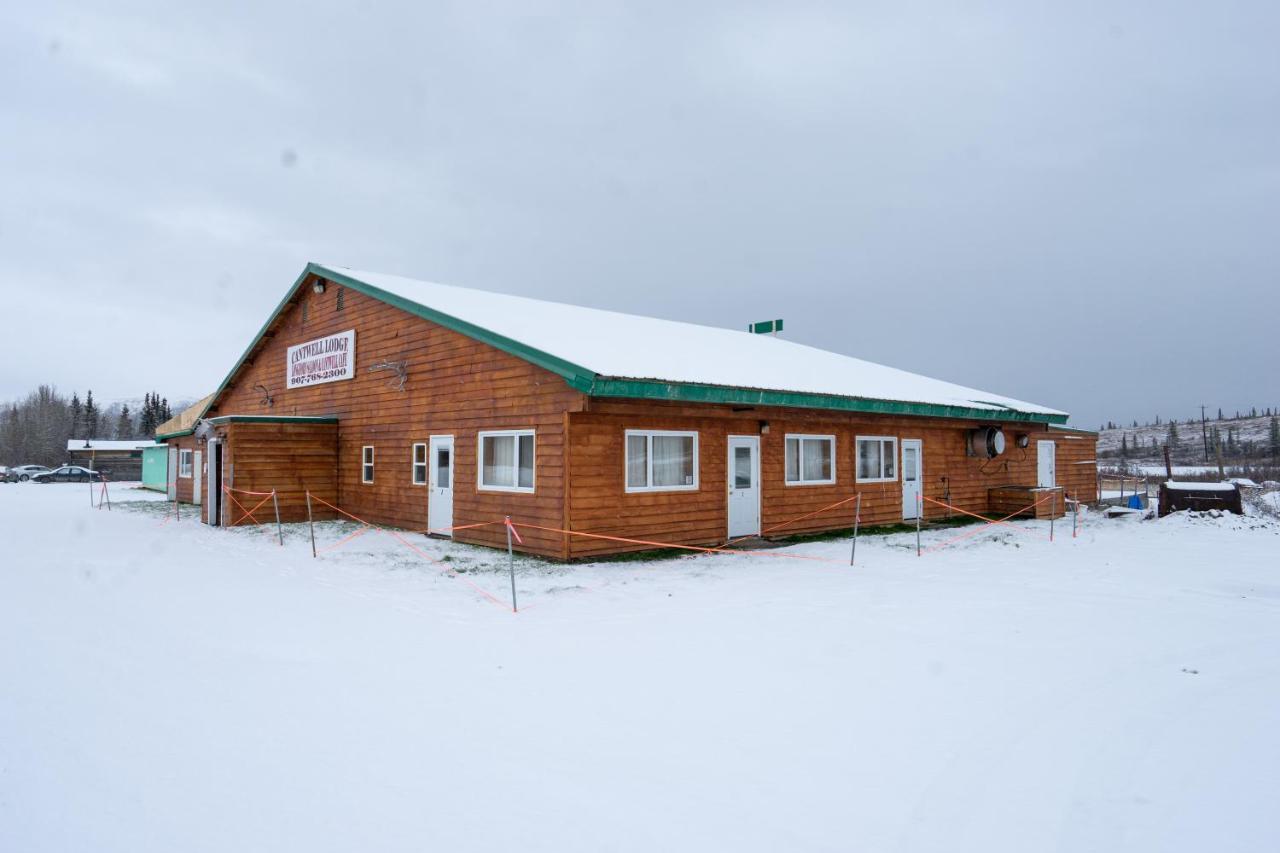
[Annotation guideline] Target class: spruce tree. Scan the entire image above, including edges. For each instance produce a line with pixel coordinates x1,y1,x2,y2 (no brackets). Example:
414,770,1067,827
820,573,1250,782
84,390,99,440
70,393,82,438
1270,416,1280,460
1166,420,1179,448
115,404,133,439
139,393,154,437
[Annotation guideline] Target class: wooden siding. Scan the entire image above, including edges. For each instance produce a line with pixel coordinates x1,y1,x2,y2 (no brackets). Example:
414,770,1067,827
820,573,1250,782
181,270,1095,560
564,400,1098,558
204,275,584,557
169,435,199,505
221,422,338,524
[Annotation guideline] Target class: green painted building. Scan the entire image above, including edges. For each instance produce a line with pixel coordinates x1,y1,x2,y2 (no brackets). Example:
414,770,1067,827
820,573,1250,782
141,444,169,491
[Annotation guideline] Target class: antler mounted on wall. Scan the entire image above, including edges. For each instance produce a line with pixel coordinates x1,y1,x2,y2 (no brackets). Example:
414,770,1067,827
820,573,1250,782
254,384,274,408
367,360,408,391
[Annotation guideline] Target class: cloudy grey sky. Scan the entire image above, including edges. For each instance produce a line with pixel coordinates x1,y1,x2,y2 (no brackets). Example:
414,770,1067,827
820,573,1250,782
3,1,1277,428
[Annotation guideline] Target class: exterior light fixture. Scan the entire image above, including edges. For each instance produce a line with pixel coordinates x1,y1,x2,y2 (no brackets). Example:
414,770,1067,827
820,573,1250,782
313,279,326,294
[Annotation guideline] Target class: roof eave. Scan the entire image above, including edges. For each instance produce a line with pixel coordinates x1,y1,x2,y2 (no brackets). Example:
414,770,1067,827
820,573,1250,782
576,377,1069,424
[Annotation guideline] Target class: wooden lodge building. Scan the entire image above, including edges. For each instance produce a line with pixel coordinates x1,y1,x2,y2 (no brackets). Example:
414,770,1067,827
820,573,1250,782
158,262,1097,559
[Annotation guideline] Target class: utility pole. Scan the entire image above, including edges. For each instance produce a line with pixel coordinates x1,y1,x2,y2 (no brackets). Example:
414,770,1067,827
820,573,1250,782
1199,405,1210,462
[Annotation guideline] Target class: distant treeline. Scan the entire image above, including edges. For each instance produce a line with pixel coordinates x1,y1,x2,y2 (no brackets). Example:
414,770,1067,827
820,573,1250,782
1100,406,1276,432
0,386,174,467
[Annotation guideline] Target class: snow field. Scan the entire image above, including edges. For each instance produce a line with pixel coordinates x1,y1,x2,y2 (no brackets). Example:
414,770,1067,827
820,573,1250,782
2,483,1279,852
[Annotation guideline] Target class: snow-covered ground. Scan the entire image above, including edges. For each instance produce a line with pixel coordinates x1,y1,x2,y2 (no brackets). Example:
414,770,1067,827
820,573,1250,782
1100,463,1233,477
3,484,1279,852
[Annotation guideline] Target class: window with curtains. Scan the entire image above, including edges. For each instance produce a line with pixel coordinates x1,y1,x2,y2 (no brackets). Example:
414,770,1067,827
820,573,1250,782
361,446,375,483
784,435,835,485
478,430,535,492
856,436,897,482
625,430,698,492
411,443,427,485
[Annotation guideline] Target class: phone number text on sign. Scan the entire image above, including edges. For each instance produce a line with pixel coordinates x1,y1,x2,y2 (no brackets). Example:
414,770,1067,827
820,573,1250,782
286,329,356,389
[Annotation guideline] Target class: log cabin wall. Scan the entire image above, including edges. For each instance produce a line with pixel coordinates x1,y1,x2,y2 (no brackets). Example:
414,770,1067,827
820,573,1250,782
220,422,339,524
203,275,585,558
169,270,1093,560
566,399,1097,559
1048,430,1098,503
169,434,200,506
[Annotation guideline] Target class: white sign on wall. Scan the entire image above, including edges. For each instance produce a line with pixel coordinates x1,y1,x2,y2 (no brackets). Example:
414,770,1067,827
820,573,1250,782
286,329,356,389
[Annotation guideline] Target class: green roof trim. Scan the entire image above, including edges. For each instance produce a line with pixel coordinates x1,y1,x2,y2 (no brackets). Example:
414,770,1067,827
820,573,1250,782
206,415,339,425
572,377,1069,424
156,428,195,441
1048,424,1099,435
197,261,1067,427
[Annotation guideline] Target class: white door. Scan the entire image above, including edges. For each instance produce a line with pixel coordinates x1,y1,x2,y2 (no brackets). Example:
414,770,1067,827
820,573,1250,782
166,447,178,500
727,436,761,538
192,451,202,506
1037,440,1056,488
902,439,922,519
428,435,454,535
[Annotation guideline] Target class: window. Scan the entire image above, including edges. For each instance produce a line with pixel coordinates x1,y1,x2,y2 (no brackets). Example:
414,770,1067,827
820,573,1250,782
178,449,193,478
412,443,427,485
361,446,375,484
784,434,835,485
856,436,898,482
434,443,450,488
478,430,535,492
625,430,698,492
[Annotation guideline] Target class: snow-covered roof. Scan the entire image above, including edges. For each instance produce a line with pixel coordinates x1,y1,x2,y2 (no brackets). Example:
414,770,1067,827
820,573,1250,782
67,440,159,452
156,394,215,438
1165,481,1238,491
306,264,1067,422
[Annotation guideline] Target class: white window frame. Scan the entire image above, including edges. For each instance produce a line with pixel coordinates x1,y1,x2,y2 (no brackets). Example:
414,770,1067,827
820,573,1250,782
624,429,700,493
477,429,536,493
361,445,375,484
783,434,836,486
411,442,427,486
178,449,193,478
856,435,898,483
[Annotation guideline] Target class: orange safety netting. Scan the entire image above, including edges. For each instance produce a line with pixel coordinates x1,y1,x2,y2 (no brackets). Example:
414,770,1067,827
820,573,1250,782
222,486,276,528
917,492,1057,555
306,492,512,611
715,493,863,550
507,521,851,567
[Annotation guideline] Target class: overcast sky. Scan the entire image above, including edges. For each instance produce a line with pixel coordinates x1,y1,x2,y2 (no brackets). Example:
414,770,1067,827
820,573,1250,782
3,1,1277,428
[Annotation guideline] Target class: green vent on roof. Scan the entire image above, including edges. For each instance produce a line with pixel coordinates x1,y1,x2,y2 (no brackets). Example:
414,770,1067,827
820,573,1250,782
748,319,783,335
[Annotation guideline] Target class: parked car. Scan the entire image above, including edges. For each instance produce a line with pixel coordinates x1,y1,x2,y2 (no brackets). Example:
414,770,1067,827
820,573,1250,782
9,465,53,482
33,466,103,483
